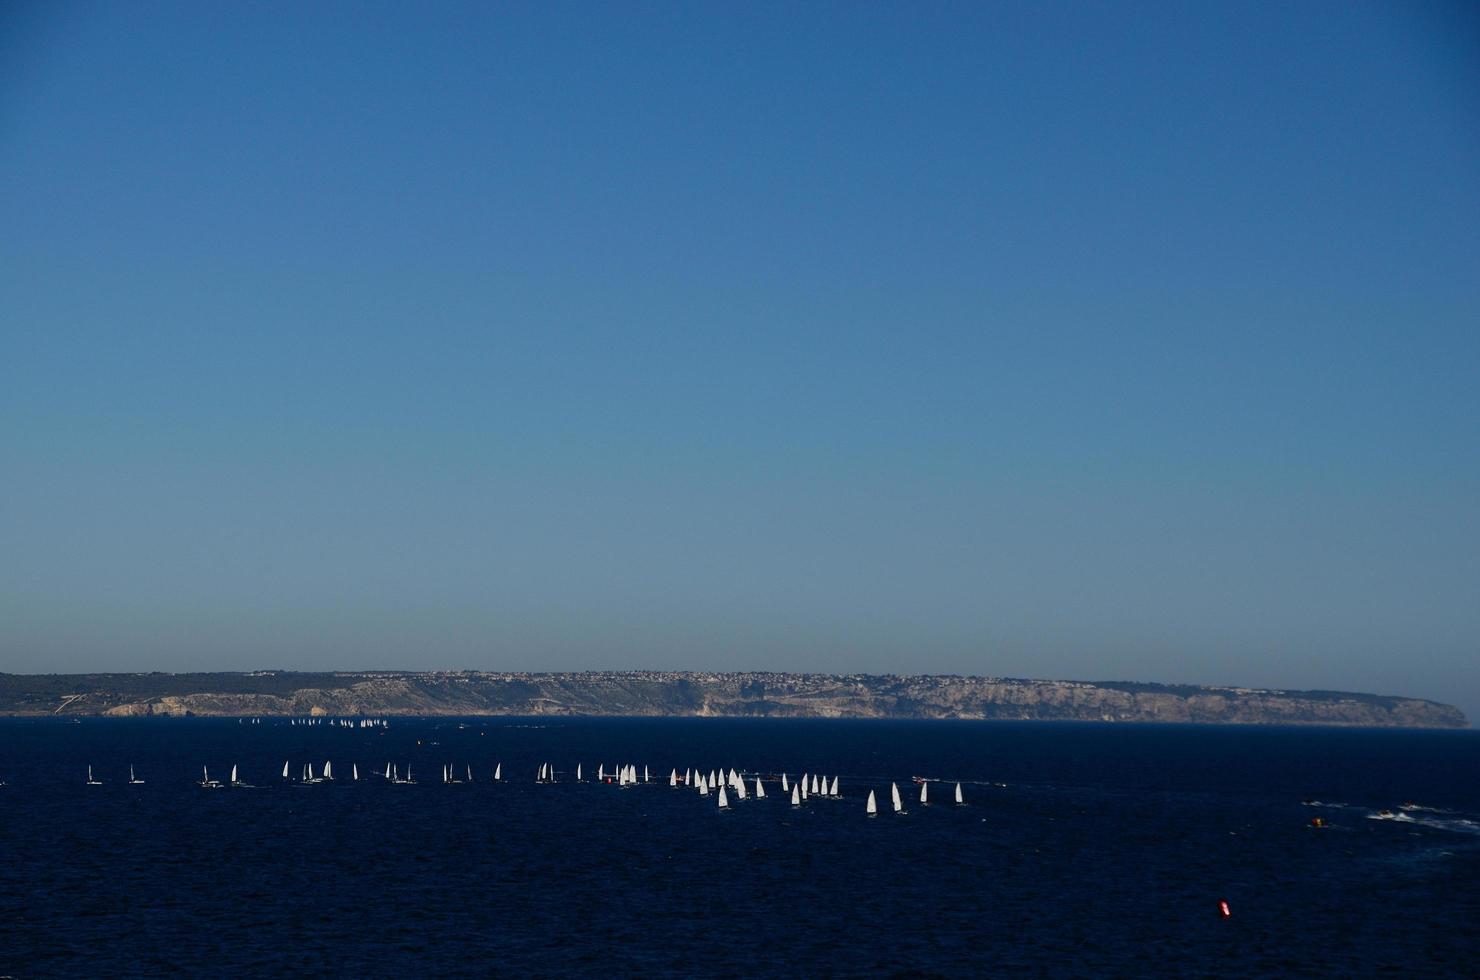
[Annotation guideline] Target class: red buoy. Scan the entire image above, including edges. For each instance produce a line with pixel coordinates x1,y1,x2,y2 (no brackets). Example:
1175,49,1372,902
1219,900,1231,918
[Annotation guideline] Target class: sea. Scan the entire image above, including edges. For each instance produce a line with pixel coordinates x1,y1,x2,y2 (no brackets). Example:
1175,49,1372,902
1,718,1476,977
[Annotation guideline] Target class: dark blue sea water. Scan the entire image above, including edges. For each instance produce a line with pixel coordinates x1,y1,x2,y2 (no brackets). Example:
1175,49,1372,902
1,718,1477,976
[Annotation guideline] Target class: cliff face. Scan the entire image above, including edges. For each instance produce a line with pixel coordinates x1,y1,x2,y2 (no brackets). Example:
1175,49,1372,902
0,671,1466,728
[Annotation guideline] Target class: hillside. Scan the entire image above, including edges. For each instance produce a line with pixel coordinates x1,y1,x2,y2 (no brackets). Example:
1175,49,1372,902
0,671,1465,727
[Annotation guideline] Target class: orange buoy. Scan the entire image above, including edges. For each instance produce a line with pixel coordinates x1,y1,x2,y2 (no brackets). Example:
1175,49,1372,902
1219,900,1231,918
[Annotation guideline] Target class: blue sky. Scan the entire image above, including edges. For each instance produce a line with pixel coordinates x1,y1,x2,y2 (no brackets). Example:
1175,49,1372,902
2,2,1477,719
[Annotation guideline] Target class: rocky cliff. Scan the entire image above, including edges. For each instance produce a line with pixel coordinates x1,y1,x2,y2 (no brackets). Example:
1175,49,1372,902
0,670,1465,727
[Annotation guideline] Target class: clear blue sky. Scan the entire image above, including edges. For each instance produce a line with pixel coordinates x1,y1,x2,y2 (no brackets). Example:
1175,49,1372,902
3,2,1477,719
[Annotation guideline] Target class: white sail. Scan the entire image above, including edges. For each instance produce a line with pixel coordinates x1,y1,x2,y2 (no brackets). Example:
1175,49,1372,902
494,763,501,781
811,774,820,795
670,769,678,787
866,790,877,815
955,782,963,804
755,776,765,798
384,762,391,780
920,782,928,804
231,765,238,784
644,765,650,783
736,779,747,801
284,761,291,779
699,778,709,796
683,768,691,786
830,776,839,797
791,784,800,805
466,765,472,783
599,764,606,780
781,773,789,792
324,761,333,780
891,782,903,812
577,763,583,782
354,764,359,781
801,775,809,800
717,785,729,809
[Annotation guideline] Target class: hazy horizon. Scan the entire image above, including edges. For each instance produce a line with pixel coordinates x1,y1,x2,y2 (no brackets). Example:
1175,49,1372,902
4,4,1478,722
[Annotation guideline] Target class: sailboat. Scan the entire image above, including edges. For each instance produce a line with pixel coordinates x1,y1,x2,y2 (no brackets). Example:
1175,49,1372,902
717,785,729,809
200,766,223,789
698,778,709,796
353,763,359,782
644,765,650,783
811,774,820,795
577,763,583,782
781,773,789,792
830,776,839,798
755,776,765,798
669,769,678,787
866,790,877,816
801,775,809,801
735,779,747,801
955,782,964,805
230,765,241,787
86,765,102,786
790,784,800,806
128,765,144,785
493,763,502,781
283,761,291,780
384,762,392,780
919,781,929,806
323,761,333,781
466,765,472,783
891,782,904,813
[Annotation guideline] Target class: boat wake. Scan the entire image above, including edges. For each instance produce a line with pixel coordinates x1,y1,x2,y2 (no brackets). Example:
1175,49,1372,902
1365,810,1480,836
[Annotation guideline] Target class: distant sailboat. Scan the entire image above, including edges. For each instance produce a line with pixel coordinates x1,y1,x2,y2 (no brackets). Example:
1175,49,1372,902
830,776,839,797
801,775,809,801
811,774,820,795
200,766,222,789
781,773,789,792
644,766,650,783
577,763,583,782
494,763,502,781
891,782,904,813
669,769,678,787
128,765,144,785
735,779,747,801
230,765,239,786
283,761,291,780
353,763,359,781
86,765,102,786
698,778,709,797
791,784,800,806
323,761,333,781
384,762,391,780
717,785,729,809
919,781,929,805
755,776,765,798
866,790,877,816
955,782,964,805
466,764,472,783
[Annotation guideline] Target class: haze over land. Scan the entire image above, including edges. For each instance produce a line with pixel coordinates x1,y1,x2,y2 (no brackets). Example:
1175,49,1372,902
2,5,1477,719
